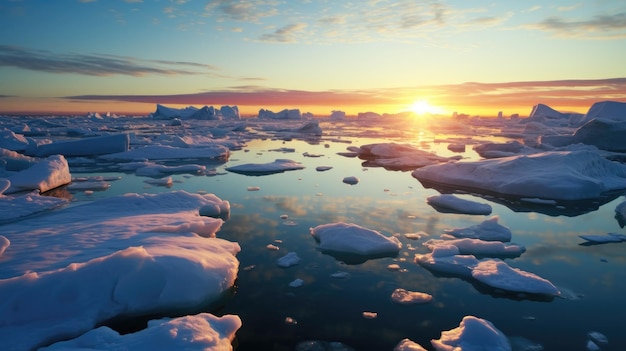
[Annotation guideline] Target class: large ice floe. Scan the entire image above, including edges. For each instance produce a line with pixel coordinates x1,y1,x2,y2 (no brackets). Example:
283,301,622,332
431,316,511,351
4,154,71,194
310,222,402,264
412,149,626,201
357,142,457,170
226,158,305,175
0,191,240,350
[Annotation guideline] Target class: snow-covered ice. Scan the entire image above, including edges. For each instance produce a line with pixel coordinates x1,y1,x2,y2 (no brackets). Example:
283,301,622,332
358,142,456,170
311,222,401,256
0,191,240,350
390,288,433,304
34,133,130,157
443,217,512,242
100,144,230,162
471,260,560,295
431,316,511,351
424,238,526,258
277,252,301,267
41,313,241,351
394,338,428,351
426,194,492,215
226,159,305,175
413,150,626,201
4,154,71,194
342,176,359,185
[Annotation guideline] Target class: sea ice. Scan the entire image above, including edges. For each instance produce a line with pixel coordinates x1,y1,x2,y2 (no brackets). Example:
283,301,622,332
357,142,455,170
0,128,29,152
424,238,526,258
5,154,71,194
394,338,428,351
471,260,560,296
0,235,9,255
579,233,626,244
100,144,230,162
443,217,512,242
412,150,626,201
0,191,240,350
34,133,130,157
277,252,301,267
426,194,492,215
226,159,305,175
614,199,626,228
289,278,304,288
431,316,511,351
390,288,433,304
342,176,359,185
40,313,241,351
310,222,402,258
0,191,69,223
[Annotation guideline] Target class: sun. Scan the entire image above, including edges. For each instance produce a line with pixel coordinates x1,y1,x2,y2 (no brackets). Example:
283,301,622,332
410,100,442,116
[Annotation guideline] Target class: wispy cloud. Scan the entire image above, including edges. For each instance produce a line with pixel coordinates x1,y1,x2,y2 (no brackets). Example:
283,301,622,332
203,0,278,22
529,12,626,38
259,23,307,43
0,45,217,76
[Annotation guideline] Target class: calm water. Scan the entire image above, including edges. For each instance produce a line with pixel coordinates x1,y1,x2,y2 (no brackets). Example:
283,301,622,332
62,120,625,350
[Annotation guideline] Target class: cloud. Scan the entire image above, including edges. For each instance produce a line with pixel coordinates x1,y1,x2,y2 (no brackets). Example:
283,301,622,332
529,12,626,38
0,45,218,76
203,0,278,22
259,23,307,43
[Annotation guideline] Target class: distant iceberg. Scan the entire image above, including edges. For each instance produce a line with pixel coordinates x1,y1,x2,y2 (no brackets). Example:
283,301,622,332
151,104,241,120
257,108,302,120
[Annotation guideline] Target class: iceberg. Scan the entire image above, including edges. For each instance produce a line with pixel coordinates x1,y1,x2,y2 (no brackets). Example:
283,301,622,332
150,104,240,120
541,118,626,152
41,313,241,351
258,108,302,120
412,150,626,201
226,159,304,175
426,194,492,215
310,222,401,263
431,316,511,351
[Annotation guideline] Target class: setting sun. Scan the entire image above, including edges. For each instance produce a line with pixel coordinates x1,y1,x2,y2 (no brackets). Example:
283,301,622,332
411,100,443,116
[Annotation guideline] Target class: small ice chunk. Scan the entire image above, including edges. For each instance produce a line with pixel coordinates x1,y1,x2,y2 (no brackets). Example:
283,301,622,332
444,216,512,242
285,316,298,325
588,331,608,345
277,252,300,267
266,244,280,251
426,194,492,215
394,338,428,351
431,316,511,351
310,222,402,257
144,177,173,187
289,278,304,288
331,271,350,279
362,311,377,319
586,340,600,351
391,288,432,304
316,166,333,171
247,186,261,191
388,263,401,271
343,176,359,185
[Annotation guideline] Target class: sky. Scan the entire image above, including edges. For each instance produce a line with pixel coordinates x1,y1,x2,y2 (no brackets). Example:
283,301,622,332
0,0,625,117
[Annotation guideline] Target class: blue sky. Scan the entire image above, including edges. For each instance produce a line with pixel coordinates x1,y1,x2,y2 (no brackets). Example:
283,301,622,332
1,0,625,116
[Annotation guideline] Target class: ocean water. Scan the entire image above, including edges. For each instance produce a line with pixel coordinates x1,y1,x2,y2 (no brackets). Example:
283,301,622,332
40,119,626,350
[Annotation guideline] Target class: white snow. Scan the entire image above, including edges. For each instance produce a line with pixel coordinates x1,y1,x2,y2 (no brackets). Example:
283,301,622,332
443,217,512,242
471,260,560,295
310,222,401,256
4,154,71,194
226,159,305,175
412,150,626,201
426,194,492,215
431,316,511,351
41,313,241,351
0,128,29,152
394,339,428,351
0,191,69,223
0,191,239,350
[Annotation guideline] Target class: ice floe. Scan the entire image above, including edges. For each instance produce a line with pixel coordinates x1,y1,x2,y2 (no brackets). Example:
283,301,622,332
226,159,305,175
0,191,239,350
413,150,626,201
277,252,301,267
426,194,492,215
310,222,401,263
443,217,512,242
100,145,230,162
357,142,457,170
431,316,511,351
424,238,526,258
34,133,130,157
394,338,428,351
4,154,71,194
390,288,433,304
41,313,241,351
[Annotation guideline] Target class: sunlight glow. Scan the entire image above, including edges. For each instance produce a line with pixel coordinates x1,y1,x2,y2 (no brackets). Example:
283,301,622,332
411,100,443,116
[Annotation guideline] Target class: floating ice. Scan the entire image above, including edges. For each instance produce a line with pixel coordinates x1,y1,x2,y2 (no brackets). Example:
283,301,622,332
579,233,626,244
443,217,512,242
0,191,69,223
358,142,455,170
135,163,207,177
198,195,231,219
277,252,301,267
431,316,511,351
316,166,333,171
426,194,492,215
151,104,240,120
0,128,29,152
100,145,230,162
473,141,531,159
226,159,305,175
0,191,239,350
394,338,428,351
471,260,560,296
5,154,71,194
289,278,304,288
34,133,130,157
390,288,433,304
424,238,525,258
310,222,401,260
41,313,241,351
343,176,359,185
412,150,626,201
0,235,9,255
